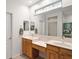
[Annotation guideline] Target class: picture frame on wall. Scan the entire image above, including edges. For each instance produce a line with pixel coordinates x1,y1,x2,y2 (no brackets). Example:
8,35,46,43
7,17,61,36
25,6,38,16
30,21,35,31
63,22,72,38
23,21,29,31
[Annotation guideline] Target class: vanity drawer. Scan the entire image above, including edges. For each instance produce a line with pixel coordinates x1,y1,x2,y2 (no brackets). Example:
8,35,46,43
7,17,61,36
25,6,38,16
32,44,46,52
47,44,59,52
38,46,46,52
32,44,39,50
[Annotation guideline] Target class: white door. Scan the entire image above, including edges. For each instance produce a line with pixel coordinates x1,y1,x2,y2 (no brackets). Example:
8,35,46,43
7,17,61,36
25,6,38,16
48,16,57,36
48,22,57,36
6,13,12,59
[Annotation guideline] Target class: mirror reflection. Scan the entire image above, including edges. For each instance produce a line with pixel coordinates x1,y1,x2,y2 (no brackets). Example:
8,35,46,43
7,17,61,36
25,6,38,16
34,0,72,38
23,0,72,38
62,6,72,38
37,7,63,37
48,16,57,36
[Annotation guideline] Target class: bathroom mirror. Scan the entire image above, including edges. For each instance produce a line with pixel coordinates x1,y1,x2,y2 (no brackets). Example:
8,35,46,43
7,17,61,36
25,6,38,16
44,10,63,36
37,10,63,36
35,0,63,37
34,0,72,38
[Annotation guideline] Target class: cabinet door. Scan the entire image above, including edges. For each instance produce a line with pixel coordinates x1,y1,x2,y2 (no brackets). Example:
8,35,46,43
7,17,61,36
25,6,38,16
60,55,72,59
26,40,32,58
59,55,63,59
22,39,27,55
63,54,72,59
22,38,32,58
47,49,59,59
59,48,72,59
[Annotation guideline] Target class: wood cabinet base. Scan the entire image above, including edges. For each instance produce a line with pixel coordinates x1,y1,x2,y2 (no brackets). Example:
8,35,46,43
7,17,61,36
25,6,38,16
47,44,72,59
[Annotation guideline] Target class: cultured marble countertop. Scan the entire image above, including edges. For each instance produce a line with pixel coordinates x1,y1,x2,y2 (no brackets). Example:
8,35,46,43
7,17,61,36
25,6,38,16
22,35,72,50
46,40,72,50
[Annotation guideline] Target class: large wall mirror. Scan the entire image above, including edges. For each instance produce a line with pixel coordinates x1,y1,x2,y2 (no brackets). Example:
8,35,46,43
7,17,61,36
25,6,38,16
34,0,72,38
45,9,63,36
36,7,63,37
34,0,63,37
29,0,72,38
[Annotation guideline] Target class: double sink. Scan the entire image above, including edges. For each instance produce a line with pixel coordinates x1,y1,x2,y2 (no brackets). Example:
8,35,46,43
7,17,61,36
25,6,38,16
32,37,72,49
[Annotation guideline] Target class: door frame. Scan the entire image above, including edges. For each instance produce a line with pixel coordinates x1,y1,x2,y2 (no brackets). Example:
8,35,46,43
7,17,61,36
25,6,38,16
6,12,13,59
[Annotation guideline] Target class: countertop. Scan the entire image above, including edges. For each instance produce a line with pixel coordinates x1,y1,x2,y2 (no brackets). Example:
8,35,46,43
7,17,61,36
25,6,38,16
22,35,72,50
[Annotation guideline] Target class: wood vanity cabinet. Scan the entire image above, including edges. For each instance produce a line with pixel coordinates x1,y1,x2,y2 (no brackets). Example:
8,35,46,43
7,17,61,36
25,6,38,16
47,44,72,59
22,38,32,59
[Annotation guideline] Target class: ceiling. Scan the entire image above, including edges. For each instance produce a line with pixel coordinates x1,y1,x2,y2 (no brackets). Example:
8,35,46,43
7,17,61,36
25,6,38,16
26,0,42,7
7,0,42,7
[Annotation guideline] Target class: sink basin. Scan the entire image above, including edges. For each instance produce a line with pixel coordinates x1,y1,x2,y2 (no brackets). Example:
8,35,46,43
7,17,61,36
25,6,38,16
32,40,47,47
49,40,63,43
48,40,71,45
33,37,49,42
52,41,71,46
64,42,72,46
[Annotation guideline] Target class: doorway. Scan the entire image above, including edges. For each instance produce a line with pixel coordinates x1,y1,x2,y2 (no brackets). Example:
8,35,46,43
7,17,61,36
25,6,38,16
6,12,12,59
